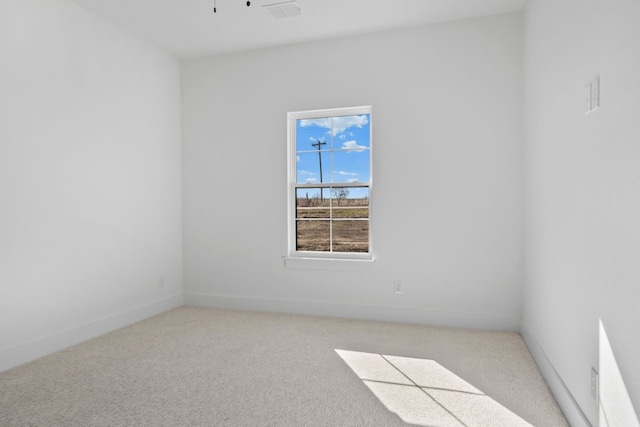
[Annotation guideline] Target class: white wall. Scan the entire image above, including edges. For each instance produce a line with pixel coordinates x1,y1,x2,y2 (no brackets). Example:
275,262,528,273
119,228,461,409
522,0,640,425
182,12,523,330
0,0,183,371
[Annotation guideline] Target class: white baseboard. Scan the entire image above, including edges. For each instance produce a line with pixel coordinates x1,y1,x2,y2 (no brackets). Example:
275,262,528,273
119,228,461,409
184,292,521,331
0,294,183,373
520,323,592,427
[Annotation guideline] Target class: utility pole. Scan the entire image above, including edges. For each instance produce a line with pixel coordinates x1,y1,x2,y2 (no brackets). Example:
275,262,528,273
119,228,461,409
311,139,327,201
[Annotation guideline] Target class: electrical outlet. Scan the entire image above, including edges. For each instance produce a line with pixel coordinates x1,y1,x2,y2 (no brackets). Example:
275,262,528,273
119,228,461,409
393,280,403,294
584,83,592,115
585,76,600,115
591,367,599,403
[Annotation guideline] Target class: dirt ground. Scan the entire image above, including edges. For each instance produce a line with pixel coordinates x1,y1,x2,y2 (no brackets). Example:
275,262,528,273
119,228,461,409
295,197,369,252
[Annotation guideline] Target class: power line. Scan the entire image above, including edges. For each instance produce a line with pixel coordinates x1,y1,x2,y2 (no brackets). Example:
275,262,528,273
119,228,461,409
311,139,327,200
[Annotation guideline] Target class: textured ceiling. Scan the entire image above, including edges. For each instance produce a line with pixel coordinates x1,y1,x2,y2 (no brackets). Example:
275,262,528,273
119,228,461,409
69,0,526,59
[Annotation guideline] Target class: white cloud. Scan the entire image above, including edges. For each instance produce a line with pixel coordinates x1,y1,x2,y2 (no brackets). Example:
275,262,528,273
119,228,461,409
296,155,300,162
298,170,316,175
305,178,318,183
341,140,367,152
336,171,358,176
299,115,369,136
347,179,360,183
299,118,331,129
333,115,368,135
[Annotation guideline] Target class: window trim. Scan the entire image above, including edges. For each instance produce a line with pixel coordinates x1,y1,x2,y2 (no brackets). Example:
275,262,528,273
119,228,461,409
287,105,373,260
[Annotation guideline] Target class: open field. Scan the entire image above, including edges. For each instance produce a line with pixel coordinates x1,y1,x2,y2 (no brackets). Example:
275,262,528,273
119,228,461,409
295,197,369,252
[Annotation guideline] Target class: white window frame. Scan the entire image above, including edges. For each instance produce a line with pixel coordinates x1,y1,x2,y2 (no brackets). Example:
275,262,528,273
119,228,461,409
287,106,373,261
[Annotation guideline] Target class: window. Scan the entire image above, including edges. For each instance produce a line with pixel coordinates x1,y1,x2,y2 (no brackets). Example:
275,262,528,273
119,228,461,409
287,106,372,259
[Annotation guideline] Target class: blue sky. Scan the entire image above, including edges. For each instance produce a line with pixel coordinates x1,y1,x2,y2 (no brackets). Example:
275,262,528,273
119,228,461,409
296,114,370,198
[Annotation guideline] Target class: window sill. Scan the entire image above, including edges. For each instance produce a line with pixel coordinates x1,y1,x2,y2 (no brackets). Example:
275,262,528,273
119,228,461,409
284,256,375,271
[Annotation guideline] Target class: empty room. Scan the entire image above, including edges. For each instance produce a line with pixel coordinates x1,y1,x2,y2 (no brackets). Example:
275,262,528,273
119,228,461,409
1,0,639,425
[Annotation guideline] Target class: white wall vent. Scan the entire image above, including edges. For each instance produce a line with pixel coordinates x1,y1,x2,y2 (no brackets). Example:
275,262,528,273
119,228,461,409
263,1,302,19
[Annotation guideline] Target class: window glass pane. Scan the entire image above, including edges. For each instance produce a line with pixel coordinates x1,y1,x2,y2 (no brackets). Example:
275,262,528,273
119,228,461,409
296,152,329,185
333,220,369,253
331,187,369,218
347,186,370,203
331,114,370,150
290,108,371,257
296,220,330,252
332,149,370,183
296,117,330,152
296,188,330,218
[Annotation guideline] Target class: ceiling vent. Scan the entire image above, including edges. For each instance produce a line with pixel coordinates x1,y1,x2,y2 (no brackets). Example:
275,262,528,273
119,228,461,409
263,1,302,19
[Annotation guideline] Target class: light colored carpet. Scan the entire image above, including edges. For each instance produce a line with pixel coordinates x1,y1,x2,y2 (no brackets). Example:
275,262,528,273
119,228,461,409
0,306,568,426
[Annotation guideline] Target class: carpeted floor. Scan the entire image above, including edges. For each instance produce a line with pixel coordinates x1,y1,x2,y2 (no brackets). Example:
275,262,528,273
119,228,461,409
0,306,568,426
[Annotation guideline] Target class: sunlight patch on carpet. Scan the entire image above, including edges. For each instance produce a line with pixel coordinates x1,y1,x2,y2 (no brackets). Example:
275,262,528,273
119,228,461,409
335,349,532,427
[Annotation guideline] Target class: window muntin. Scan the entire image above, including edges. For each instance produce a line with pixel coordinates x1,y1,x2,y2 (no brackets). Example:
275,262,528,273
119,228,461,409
288,106,372,259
